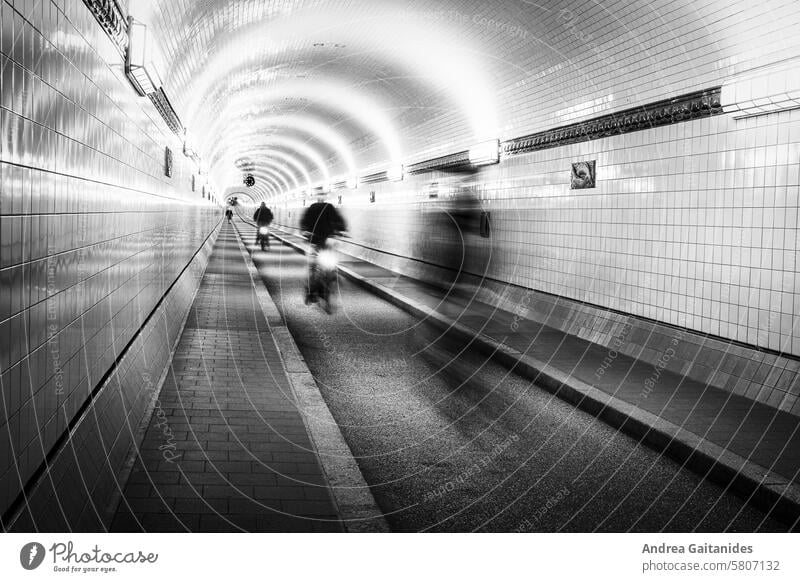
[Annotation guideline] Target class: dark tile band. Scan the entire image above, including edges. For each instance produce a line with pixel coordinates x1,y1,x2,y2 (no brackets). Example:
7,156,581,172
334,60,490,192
502,87,723,157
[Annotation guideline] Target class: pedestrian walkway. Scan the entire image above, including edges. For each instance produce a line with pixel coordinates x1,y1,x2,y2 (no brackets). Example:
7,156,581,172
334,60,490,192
111,224,342,532
259,223,799,524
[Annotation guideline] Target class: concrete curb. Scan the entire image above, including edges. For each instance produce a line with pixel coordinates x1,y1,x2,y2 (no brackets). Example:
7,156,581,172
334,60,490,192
271,229,800,529
232,221,390,533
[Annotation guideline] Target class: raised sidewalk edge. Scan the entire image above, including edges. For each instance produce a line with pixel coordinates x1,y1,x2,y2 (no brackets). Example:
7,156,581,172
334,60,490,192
271,228,800,530
232,222,390,533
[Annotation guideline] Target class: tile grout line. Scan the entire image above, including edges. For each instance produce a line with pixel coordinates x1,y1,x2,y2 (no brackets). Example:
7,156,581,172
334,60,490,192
231,221,390,533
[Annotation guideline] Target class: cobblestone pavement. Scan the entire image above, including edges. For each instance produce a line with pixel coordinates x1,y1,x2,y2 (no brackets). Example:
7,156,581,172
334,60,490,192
111,225,342,532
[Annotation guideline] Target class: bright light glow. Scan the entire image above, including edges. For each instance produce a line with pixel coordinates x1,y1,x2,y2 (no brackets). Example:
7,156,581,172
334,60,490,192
256,178,280,198
176,8,498,149
387,165,404,182
207,81,401,164
221,148,312,191
318,250,338,271
258,162,299,191
204,113,357,175
259,226,269,235
263,150,313,189
128,20,146,69
256,168,291,193
209,135,330,186
147,4,508,191
469,139,500,166
346,176,358,189
375,13,498,141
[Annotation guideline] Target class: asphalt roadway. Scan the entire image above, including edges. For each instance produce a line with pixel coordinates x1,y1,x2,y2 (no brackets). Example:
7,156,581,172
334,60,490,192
250,241,788,532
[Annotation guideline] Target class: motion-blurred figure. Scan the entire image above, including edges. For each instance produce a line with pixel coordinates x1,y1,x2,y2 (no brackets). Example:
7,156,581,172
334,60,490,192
225,207,233,222
417,181,492,390
430,183,489,298
301,197,347,311
253,202,273,249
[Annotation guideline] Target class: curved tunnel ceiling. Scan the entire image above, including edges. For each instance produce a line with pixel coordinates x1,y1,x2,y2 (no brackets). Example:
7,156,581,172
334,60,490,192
131,0,517,199
131,0,768,201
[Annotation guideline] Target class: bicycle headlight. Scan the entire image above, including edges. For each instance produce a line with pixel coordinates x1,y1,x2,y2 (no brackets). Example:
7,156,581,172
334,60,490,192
317,250,337,270
258,226,268,235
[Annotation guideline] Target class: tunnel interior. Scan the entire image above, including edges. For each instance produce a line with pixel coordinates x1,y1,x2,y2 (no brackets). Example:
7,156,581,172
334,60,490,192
1,0,799,532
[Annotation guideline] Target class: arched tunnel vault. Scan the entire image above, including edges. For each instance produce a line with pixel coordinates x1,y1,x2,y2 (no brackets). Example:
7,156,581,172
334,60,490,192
130,0,531,197
131,0,800,203
224,189,258,206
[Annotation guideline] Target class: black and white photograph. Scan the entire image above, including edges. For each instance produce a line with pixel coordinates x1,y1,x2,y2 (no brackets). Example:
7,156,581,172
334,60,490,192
0,0,799,579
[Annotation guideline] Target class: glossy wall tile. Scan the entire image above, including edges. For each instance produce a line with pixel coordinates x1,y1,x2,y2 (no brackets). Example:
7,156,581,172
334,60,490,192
277,104,800,360
0,0,219,521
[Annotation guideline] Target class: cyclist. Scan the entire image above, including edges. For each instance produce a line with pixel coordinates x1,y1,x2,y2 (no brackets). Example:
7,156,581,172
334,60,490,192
253,202,274,248
300,198,346,304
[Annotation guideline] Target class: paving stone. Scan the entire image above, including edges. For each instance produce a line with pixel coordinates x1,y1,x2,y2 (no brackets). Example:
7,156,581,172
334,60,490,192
111,225,340,532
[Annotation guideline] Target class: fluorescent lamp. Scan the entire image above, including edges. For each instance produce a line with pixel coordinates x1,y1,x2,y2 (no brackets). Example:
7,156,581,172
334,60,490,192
125,17,163,96
387,164,404,181
469,139,500,166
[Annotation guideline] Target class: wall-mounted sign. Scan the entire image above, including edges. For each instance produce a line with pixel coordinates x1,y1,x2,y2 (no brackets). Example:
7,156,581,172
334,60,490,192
480,211,491,238
191,174,196,192
337,195,342,205
369,191,376,203
164,146,173,177
571,160,596,189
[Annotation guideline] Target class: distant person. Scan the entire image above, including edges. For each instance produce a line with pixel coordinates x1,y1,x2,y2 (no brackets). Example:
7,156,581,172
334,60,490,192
225,208,233,222
253,202,274,248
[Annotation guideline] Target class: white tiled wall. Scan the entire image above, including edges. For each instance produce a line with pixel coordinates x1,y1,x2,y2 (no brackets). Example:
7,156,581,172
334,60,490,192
354,0,800,177
0,0,219,521
277,103,800,357
271,0,800,360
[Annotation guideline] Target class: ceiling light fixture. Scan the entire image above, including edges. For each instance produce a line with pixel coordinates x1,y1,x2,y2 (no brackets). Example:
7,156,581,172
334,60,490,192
387,165,404,182
124,17,163,96
468,139,500,166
